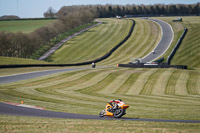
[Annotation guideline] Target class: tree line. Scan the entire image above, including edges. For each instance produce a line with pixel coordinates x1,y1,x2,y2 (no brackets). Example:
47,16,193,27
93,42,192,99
0,6,96,58
95,3,200,17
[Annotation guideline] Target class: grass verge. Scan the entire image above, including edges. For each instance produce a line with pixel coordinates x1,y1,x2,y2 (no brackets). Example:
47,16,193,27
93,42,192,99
0,56,49,65
0,115,200,133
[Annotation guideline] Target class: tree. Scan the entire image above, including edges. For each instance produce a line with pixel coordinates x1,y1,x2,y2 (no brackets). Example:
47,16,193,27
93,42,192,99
108,5,113,17
155,5,161,14
44,7,57,18
138,6,143,14
116,6,121,16
131,6,137,15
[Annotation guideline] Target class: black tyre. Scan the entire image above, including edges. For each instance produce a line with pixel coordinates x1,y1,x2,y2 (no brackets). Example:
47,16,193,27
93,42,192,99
99,111,104,117
114,109,125,118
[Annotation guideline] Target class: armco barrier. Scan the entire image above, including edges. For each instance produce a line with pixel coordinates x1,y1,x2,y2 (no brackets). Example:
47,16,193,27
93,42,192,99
167,28,188,64
0,19,135,69
118,63,187,69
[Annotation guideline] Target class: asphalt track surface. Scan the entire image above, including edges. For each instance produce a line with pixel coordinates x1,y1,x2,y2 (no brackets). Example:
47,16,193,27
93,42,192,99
0,69,200,123
0,66,97,84
140,18,173,63
1,102,200,123
0,19,199,123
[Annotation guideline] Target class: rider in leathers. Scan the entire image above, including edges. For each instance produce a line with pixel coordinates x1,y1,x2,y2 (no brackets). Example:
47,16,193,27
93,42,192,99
108,99,122,110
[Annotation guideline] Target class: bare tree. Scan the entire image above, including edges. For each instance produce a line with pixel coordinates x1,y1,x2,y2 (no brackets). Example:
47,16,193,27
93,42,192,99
44,7,57,18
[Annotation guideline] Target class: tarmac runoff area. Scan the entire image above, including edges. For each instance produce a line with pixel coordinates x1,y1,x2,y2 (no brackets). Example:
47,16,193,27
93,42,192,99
0,102,200,123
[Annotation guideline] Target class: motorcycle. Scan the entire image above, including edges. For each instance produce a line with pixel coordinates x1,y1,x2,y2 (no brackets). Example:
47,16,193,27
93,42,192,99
99,99,129,118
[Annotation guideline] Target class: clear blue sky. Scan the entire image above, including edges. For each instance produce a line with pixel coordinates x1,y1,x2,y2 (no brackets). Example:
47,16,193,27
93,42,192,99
0,0,199,18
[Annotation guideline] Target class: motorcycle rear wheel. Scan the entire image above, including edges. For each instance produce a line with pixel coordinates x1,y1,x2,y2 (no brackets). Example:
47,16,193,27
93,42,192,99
114,109,125,118
99,111,104,117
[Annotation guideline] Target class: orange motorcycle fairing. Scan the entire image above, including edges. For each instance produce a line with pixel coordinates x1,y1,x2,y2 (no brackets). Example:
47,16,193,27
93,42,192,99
105,103,114,116
120,104,129,109
99,100,129,118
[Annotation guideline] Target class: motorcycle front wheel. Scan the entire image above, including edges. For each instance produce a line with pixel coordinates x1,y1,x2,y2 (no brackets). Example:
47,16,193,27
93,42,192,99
114,109,125,118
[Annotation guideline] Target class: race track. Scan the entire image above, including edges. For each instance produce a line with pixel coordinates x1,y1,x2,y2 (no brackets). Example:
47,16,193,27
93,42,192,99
0,66,109,84
140,18,173,63
0,18,199,123
1,102,200,123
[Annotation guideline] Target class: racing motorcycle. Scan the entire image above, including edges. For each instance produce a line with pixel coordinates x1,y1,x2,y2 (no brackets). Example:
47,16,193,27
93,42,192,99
99,99,129,118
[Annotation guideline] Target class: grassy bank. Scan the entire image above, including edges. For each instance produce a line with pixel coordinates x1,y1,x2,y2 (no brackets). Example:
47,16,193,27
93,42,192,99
0,56,49,65
47,18,133,64
170,17,200,68
0,22,98,63
0,19,54,33
99,18,161,65
31,22,98,60
155,16,200,68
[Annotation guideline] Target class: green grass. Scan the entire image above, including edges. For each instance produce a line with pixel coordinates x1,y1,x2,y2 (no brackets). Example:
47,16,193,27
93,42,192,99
0,17,200,132
0,67,200,132
48,18,133,64
0,19,54,33
30,22,97,60
1,115,200,133
0,56,50,65
99,18,161,65
48,18,161,65
0,67,200,121
0,17,199,121
154,16,200,68
171,17,200,68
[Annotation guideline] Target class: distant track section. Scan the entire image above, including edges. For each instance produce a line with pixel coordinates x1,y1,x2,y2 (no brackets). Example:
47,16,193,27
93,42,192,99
0,67,89,84
140,18,174,63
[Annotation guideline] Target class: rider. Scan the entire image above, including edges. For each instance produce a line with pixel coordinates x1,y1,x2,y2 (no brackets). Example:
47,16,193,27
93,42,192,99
92,62,96,68
108,99,122,110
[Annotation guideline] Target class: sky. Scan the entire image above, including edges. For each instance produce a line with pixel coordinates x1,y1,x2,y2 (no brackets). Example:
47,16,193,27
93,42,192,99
0,0,199,18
